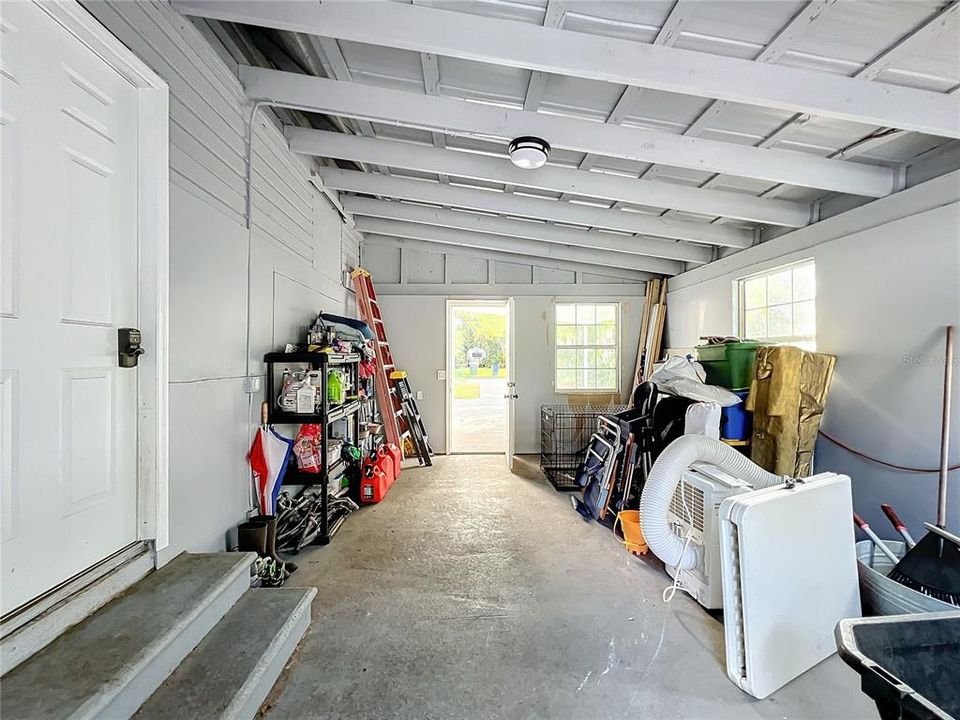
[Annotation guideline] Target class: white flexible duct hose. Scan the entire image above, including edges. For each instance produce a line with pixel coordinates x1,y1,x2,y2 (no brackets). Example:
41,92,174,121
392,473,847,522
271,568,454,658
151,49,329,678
640,435,786,571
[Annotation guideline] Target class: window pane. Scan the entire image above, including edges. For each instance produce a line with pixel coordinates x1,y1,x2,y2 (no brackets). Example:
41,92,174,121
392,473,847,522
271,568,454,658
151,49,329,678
745,308,766,338
577,325,597,345
556,304,575,324
793,264,816,301
597,326,616,346
794,300,816,338
768,304,792,337
576,305,595,325
556,369,576,389
767,269,792,305
596,369,616,390
577,369,596,389
579,348,597,368
743,277,766,310
557,349,576,369
596,305,617,324
597,349,617,368
557,325,576,346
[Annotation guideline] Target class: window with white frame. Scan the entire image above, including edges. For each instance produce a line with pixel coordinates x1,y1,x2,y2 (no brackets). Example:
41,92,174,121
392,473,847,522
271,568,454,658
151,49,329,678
555,303,619,392
738,260,816,350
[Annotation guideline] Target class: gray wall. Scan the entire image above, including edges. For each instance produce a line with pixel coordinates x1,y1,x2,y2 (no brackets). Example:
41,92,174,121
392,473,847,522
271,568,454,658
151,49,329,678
85,1,356,561
665,172,960,535
364,245,646,455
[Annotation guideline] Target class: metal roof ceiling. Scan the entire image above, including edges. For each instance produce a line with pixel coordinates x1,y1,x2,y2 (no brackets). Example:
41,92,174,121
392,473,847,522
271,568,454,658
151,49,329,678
177,0,960,277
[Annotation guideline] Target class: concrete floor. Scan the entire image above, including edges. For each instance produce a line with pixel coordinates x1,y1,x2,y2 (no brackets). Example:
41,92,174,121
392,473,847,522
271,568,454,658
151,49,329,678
264,456,876,720
451,378,507,453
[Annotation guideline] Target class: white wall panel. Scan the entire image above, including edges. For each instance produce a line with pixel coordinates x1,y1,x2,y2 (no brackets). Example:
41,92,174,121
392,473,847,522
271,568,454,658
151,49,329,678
82,1,352,558
666,184,960,537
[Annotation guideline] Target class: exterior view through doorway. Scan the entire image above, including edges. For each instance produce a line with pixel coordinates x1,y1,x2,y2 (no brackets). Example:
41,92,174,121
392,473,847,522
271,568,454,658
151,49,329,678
446,301,512,454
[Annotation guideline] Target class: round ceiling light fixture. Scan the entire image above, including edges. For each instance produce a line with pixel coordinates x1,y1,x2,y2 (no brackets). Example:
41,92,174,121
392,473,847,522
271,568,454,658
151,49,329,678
508,136,550,169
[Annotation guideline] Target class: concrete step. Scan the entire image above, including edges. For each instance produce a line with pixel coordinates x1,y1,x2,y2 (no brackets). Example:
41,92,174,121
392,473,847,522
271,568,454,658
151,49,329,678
0,552,255,720
1,542,155,675
135,587,316,720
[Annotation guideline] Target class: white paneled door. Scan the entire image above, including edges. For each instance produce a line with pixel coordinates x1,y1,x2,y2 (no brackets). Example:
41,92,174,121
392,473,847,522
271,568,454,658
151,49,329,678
1,2,140,615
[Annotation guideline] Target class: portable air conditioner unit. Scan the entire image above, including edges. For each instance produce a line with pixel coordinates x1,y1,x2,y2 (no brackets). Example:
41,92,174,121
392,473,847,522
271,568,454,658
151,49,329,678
665,463,753,609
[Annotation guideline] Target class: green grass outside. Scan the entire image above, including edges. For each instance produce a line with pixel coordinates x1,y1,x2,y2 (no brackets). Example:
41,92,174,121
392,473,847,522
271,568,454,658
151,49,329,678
453,383,481,400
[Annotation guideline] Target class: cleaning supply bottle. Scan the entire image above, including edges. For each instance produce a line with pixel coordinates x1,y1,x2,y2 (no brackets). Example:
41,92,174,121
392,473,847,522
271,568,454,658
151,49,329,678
296,378,315,414
279,368,298,412
327,369,344,405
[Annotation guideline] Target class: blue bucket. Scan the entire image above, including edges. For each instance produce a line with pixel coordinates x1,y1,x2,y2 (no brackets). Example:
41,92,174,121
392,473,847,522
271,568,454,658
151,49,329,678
720,390,751,440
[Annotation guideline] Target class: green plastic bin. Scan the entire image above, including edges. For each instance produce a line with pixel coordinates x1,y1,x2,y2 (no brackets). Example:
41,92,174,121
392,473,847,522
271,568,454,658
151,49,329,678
725,342,758,390
696,341,758,390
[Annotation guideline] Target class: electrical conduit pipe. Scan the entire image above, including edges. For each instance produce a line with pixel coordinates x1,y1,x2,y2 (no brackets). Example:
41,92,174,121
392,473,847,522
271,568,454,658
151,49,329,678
640,435,787,571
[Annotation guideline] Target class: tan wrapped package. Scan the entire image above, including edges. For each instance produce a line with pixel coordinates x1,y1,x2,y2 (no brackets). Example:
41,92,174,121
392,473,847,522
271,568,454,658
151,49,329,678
746,346,836,477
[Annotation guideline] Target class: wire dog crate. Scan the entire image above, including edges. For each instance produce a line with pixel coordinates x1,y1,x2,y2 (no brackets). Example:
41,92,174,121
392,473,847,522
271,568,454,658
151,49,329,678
540,404,628,490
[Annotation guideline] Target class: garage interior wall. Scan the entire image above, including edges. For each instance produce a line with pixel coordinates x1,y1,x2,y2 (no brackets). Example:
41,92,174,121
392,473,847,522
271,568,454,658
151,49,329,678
362,246,645,454
665,171,960,536
83,1,356,561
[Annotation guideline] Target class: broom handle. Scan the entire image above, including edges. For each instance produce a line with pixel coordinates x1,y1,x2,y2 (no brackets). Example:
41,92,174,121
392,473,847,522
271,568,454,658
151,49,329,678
938,325,954,528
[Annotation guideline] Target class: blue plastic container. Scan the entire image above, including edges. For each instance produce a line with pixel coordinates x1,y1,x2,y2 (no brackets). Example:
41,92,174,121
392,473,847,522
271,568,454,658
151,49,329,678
720,390,752,440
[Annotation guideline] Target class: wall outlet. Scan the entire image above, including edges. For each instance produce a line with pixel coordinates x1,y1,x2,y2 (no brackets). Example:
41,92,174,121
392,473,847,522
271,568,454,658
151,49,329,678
437,369,447,380
416,390,424,400
243,376,262,394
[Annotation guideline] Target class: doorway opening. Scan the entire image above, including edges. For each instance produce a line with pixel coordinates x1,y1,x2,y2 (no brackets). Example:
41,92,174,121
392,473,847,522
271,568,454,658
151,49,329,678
447,301,510,454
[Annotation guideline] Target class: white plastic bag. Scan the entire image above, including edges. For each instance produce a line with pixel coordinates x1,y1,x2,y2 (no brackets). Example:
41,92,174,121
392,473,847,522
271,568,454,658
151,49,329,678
649,356,743,407
684,402,721,439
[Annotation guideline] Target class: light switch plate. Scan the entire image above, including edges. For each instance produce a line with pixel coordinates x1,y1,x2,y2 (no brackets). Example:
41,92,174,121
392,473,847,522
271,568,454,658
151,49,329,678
437,369,447,380
416,390,424,400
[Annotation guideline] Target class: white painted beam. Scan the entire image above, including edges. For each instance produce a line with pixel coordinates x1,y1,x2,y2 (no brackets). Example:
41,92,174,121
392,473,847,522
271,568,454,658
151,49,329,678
243,67,895,196
354,219,684,275
344,196,712,264
324,168,748,249
287,127,809,226
177,1,960,138
362,234,651,282
374,281,648,296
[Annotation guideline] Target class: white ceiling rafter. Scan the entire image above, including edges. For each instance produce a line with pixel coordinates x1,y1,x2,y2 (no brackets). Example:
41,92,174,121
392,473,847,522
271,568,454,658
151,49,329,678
521,0,567,112
175,0,960,138
362,235,653,283
285,127,811,226
641,0,837,185
653,2,959,207
342,195,713,264
243,66,895,196
309,35,391,176
365,236,650,283
574,0,698,181
322,168,749,249
759,2,960,199
354,218,684,276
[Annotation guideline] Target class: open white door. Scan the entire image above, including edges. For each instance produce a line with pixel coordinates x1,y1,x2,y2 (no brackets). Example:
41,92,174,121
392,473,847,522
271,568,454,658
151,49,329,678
504,298,516,470
0,1,165,615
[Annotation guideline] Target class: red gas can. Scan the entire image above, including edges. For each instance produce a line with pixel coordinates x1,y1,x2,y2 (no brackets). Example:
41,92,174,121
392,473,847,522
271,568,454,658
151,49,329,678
359,463,389,504
381,443,402,481
373,449,395,489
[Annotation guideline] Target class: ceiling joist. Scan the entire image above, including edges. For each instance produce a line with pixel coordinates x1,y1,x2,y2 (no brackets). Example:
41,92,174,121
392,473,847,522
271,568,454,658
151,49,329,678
342,195,712,264
362,235,652,283
243,66,895,197
287,127,810,227
321,168,749,249
353,218,685,276
176,0,960,139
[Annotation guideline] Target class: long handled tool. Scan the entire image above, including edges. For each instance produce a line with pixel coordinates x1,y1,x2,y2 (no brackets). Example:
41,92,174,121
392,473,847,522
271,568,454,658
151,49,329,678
854,513,899,564
880,504,916,548
887,326,960,606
